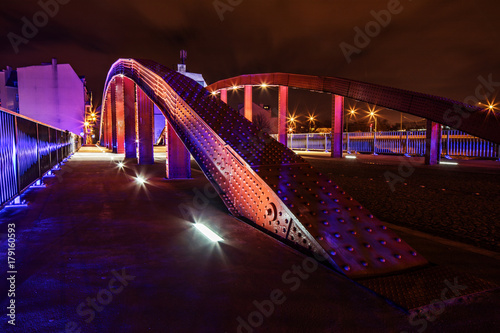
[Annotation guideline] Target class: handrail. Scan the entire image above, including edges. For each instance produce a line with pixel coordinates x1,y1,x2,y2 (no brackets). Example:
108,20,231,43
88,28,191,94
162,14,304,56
0,107,81,208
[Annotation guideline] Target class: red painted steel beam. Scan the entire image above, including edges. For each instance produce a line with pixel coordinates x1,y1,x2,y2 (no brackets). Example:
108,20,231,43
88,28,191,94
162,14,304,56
278,86,288,147
103,59,428,279
331,95,344,158
425,120,442,165
166,120,191,179
136,87,154,165
207,74,500,145
123,78,137,159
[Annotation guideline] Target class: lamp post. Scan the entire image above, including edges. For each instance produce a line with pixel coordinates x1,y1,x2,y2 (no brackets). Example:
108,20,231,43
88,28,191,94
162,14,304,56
369,110,377,132
307,113,316,133
346,108,356,132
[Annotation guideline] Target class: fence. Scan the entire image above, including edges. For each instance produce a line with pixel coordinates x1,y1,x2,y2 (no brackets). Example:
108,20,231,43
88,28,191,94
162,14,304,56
0,107,80,208
273,130,499,159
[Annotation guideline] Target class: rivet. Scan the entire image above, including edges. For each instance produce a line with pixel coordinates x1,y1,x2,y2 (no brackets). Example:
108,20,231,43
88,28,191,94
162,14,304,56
378,257,386,263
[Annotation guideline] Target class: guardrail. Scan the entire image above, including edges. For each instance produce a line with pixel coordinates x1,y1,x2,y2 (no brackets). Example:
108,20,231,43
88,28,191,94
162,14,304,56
274,130,499,158
0,107,81,208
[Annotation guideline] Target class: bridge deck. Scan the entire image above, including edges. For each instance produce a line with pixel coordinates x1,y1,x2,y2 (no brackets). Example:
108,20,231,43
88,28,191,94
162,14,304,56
0,146,498,332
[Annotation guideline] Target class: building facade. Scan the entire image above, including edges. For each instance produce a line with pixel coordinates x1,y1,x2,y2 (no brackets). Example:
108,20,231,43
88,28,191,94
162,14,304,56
0,58,87,135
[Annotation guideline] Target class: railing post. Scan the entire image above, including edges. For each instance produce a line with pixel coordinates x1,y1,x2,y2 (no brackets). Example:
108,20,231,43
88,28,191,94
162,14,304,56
405,131,410,157
13,116,21,195
373,131,378,155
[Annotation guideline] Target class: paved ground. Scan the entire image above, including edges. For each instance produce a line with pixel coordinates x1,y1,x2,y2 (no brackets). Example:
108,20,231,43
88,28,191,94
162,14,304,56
0,147,498,333
299,152,500,252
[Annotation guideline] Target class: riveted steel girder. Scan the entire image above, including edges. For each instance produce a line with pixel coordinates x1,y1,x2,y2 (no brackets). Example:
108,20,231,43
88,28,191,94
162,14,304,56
102,59,428,278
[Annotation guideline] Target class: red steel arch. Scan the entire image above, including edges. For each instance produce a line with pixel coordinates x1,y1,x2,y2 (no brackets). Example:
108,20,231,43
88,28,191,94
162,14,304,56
100,59,429,279
208,73,500,145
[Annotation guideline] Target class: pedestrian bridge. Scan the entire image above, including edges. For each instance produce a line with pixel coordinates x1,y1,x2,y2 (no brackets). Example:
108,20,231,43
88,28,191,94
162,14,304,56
1,59,498,312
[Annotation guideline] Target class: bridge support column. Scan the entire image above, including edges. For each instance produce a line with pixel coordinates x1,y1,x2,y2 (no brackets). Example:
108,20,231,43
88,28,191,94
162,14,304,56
136,88,154,165
278,86,288,146
166,121,191,179
425,120,442,165
220,88,228,104
106,90,112,150
244,85,252,121
102,95,108,148
112,77,125,154
124,78,137,158
331,95,344,158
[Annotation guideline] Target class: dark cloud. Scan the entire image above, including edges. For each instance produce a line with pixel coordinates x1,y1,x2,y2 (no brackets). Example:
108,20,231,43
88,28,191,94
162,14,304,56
1,0,499,123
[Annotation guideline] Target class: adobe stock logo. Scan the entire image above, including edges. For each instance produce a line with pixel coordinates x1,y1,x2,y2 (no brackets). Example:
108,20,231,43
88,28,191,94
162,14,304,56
7,0,71,54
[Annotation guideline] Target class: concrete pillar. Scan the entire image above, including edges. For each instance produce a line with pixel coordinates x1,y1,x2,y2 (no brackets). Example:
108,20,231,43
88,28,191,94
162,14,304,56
278,86,288,147
124,78,137,158
220,88,228,103
112,77,125,154
331,95,344,158
425,120,442,165
136,88,154,165
166,121,191,179
244,85,252,121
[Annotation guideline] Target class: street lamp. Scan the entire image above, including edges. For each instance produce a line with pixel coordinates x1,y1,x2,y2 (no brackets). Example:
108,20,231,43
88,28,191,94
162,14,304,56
346,108,356,132
307,113,316,132
368,111,377,132
287,113,299,132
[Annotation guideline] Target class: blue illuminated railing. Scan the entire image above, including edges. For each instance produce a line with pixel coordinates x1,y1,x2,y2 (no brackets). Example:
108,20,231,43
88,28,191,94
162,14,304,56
277,130,499,158
0,107,81,208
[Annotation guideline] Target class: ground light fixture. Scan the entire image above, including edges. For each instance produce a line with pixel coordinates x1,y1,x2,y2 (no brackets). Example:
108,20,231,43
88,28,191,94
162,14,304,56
345,155,357,159
439,161,458,165
194,223,223,242
135,176,147,185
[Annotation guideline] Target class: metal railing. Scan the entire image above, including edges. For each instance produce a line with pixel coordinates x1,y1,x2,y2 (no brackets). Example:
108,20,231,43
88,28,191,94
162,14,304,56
0,107,81,208
273,130,499,158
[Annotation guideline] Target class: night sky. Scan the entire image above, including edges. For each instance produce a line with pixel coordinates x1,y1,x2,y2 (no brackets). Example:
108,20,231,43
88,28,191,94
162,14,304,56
2,0,499,125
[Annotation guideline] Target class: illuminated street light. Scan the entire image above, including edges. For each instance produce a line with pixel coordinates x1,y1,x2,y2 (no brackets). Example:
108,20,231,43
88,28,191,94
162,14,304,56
307,113,316,132
194,223,223,242
346,107,356,132
367,107,378,132
135,176,147,185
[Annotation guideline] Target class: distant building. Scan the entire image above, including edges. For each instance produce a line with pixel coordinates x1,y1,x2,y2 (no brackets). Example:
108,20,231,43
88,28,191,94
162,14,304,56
154,51,208,143
0,58,88,135
0,66,20,112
